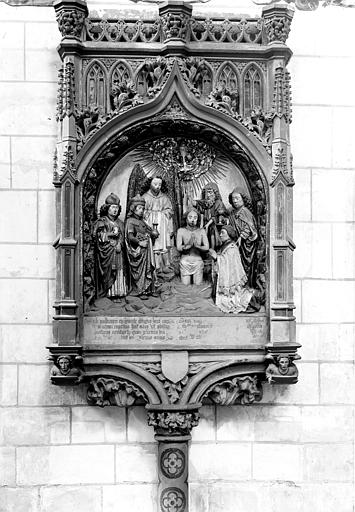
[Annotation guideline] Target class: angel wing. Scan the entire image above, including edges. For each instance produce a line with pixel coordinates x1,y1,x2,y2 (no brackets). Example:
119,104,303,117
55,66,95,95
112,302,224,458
126,163,147,216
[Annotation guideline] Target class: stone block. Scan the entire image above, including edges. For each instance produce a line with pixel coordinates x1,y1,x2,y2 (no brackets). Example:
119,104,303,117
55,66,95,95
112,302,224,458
0,407,69,445
115,444,158,483
320,363,354,404
72,406,126,443
18,365,87,406
0,245,55,278
302,280,355,324
127,406,154,442
190,483,209,512
293,223,332,279
103,484,157,512
48,277,56,323
38,190,56,243
216,405,256,442
263,481,303,512
191,405,215,442
0,487,39,512
262,363,319,405
0,82,56,136
11,136,56,189
25,22,61,82
291,106,332,168
0,279,48,323
0,365,17,406
0,3,56,21
293,278,302,323
0,447,16,485
301,405,354,443
253,444,303,481
189,443,251,481
304,443,353,482
0,191,37,242
312,169,355,222
253,406,302,443
302,483,354,512
17,445,115,485
0,22,24,81
332,223,355,278
289,56,354,107
289,9,355,58
0,136,11,188
40,486,102,512
297,324,354,361
0,324,51,363
293,168,311,222
208,483,263,512
333,107,355,168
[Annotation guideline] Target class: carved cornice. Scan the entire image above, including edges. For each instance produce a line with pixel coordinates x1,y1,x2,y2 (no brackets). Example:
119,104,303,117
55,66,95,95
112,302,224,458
87,376,147,406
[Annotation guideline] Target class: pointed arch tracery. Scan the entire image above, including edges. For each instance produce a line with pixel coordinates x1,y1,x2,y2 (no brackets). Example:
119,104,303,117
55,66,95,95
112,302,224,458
85,61,107,112
243,64,263,116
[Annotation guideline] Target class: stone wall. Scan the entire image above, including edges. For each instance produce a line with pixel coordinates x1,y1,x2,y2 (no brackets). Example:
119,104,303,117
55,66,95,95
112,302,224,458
0,2,354,511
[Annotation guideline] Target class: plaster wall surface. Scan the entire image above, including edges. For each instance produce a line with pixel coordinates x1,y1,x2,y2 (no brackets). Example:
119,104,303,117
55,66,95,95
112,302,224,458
0,1,354,511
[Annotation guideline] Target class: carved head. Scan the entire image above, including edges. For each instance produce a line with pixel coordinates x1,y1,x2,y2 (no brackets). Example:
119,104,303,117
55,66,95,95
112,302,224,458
100,193,121,219
202,182,220,203
57,356,71,375
186,208,199,228
129,195,146,218
229,190,244,210
277,355,290,374
220,225,236,243
150,176,163,195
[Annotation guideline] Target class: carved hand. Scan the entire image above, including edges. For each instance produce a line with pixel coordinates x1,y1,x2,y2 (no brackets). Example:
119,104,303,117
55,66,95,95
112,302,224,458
209,248,217,260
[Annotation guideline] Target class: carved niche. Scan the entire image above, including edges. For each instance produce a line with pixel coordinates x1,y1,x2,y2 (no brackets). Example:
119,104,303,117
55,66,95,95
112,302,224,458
49,1,300,510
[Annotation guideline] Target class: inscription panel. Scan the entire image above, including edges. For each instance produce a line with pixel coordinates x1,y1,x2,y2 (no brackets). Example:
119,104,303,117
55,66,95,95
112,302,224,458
83,315,267,347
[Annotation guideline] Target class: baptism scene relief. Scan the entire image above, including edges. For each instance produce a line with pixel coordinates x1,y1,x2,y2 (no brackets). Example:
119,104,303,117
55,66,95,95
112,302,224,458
84,136,267,317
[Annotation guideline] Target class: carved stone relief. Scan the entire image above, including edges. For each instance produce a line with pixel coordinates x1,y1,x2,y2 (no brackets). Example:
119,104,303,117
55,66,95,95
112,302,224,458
50,2,301,510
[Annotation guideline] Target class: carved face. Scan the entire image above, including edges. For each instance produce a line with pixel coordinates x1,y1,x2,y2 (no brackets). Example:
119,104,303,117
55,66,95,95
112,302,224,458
219,228,230,243
58,357,70,374
205,187,216,202
187,210,198,227
134,204,144,218
278,356,290,374
150,177,162,195
231,192,244,209
108,204,119,218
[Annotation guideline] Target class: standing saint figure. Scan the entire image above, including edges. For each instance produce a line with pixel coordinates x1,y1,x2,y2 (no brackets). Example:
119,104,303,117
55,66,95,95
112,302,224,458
194,182,228,249
228,188,258,287
93,193,127,299
176,208,209,285
209,225,253,314
142,176,174,271
125,195,157,296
